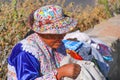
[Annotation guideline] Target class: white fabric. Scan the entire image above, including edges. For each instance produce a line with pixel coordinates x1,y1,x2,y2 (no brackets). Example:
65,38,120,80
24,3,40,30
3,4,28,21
64,30,90,42
64,30,107,49
60,55,106,80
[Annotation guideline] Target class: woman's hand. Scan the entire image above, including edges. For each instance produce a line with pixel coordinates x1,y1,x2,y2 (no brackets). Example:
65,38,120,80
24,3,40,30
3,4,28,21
56,63,81,80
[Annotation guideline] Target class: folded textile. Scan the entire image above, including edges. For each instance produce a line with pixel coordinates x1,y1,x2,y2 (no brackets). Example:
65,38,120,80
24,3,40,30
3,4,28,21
60,55,106,80
91,47,110,77
63,40,93,61
63,31,113,78
87,38,113,62
76,43,93,61
62,40,83,51
64,30,90,42
66,49,83,60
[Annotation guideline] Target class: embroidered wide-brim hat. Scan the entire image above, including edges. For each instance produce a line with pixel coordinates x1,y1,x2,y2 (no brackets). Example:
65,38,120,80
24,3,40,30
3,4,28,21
32,5,77,34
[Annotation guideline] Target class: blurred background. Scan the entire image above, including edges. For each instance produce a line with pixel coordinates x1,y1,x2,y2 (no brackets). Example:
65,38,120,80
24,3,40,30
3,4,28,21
0,0,120,79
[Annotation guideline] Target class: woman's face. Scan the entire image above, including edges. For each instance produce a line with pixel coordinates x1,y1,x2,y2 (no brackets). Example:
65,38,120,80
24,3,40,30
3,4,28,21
39,33,66,49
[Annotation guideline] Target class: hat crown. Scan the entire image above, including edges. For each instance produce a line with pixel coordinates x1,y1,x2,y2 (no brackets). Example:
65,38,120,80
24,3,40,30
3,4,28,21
34,5,63,22
32,5,77,34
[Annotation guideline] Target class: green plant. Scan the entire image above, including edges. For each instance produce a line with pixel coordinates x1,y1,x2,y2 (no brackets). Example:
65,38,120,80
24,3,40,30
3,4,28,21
0,0,111,79
98,0,112,17
110,0,120,15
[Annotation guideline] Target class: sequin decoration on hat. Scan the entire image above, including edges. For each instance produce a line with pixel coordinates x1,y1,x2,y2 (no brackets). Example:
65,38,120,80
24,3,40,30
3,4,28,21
32,5,77,34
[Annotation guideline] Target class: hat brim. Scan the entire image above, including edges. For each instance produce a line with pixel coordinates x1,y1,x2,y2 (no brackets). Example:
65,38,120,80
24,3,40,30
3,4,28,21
32,17,77,34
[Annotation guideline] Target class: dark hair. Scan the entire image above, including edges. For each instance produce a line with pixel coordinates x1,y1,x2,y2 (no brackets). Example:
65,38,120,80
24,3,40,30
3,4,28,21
64,14,69,17
24,29,35,38
24,11,35,38
28,11,35,28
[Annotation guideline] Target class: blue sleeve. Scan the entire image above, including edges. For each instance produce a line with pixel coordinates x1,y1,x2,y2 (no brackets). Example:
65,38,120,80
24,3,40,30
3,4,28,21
8,43,58,80
8,43,41,80
14,51,40,80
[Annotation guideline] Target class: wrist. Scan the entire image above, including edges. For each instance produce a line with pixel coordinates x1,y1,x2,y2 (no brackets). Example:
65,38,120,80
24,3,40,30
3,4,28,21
56,68,64,80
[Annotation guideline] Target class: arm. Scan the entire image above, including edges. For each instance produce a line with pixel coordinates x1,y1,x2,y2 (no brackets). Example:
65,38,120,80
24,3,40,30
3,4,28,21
13,51,81,80
11,51,58,80
8,43,81,80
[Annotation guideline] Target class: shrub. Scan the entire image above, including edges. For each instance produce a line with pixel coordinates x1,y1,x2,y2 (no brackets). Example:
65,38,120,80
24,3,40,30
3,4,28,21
0,0,114,79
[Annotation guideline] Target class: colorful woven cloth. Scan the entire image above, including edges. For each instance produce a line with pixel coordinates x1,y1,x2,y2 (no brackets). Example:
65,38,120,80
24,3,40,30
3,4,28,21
32,5,77,34
62,40,83,51
7,33,66,80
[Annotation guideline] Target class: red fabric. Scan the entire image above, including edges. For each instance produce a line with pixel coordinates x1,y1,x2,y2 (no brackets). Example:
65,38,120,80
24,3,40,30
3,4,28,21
67,50,83,60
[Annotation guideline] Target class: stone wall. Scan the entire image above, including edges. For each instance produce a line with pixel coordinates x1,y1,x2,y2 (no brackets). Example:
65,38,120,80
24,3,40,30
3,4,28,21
85,15,120,80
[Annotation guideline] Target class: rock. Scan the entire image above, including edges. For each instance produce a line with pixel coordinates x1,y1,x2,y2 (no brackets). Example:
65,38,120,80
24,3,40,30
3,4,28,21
85,15,120,80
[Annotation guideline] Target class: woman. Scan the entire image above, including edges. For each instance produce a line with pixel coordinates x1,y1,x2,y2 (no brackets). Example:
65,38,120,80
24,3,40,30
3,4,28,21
7,5,81,80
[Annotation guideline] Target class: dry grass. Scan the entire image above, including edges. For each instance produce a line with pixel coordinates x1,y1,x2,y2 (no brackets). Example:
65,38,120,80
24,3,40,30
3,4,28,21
0,0,118,79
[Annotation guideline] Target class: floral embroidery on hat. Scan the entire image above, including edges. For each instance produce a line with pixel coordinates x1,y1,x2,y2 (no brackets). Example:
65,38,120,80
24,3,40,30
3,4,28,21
32,5,77,34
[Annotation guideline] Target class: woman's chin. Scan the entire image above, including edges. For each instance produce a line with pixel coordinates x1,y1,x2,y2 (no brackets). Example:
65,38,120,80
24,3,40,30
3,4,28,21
52,44,61,49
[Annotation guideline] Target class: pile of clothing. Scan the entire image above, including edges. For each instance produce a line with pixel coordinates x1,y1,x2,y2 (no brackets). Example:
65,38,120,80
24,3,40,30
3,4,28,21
61,30,113,80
